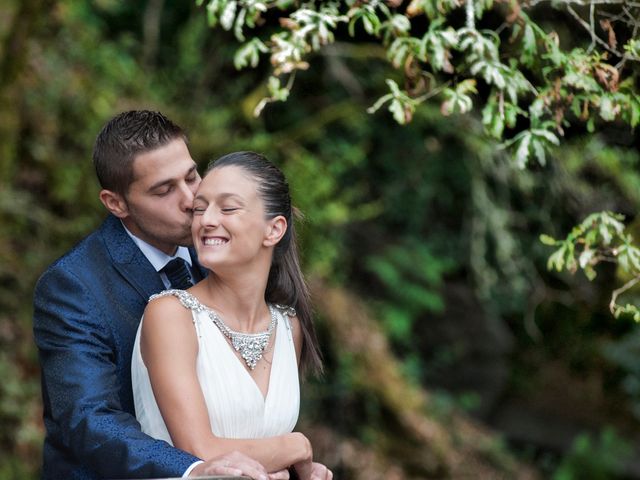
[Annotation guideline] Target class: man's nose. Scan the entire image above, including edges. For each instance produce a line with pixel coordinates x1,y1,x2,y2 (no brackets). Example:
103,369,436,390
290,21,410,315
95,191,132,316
178,182,195,210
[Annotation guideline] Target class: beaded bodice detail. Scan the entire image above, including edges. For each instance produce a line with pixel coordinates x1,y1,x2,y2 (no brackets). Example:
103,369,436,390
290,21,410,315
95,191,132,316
150,289,295,369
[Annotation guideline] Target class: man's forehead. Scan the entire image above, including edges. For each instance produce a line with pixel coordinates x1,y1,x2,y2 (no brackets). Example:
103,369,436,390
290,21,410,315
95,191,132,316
130,146,194,178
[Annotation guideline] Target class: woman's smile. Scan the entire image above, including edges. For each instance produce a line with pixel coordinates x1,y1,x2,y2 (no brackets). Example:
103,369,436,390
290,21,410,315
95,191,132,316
202,236,228,246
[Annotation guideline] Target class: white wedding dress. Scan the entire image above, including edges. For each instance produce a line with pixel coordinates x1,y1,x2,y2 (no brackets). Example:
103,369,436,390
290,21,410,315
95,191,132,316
131,289,300,444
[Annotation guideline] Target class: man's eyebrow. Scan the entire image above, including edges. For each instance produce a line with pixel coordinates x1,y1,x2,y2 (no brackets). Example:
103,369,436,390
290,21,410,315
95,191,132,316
148,165,197,192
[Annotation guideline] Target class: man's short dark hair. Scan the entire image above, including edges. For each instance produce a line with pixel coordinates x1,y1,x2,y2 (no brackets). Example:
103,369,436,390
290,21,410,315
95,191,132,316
93,110,187,195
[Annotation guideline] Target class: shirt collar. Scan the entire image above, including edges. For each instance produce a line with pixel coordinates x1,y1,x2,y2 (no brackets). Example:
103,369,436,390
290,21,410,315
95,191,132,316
121,221,192,272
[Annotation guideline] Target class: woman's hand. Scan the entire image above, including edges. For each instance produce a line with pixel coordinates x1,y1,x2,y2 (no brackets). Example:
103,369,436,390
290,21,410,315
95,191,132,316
289,432,314,480
269,469,290,479
293,459,333,480
310,462,333,480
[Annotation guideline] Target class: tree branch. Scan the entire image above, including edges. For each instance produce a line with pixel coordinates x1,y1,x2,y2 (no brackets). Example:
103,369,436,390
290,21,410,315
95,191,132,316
466,0,475,29
531,0,638,5
566,5,626,58
609,276,640,315
587,1,596,53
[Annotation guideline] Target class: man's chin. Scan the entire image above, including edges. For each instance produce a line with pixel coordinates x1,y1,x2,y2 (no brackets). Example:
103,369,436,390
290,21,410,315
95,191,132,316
174,225,194,247
178,238,194,247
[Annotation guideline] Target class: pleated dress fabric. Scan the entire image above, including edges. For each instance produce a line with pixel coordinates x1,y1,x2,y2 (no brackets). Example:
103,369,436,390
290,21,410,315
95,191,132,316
131,290,300,444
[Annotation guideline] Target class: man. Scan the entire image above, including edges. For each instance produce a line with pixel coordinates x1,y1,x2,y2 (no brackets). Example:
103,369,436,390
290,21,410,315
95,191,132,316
33,110,269,479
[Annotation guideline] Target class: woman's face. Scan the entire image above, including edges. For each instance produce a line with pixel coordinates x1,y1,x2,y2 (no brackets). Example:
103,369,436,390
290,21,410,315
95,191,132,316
191,165,276,270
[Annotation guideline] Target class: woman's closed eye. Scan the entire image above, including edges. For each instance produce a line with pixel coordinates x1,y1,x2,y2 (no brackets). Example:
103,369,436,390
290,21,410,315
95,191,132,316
192,206,238,215
192,205,207,215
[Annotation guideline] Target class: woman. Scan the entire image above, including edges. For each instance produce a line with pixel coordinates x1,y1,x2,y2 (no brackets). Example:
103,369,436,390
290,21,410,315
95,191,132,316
131,152,332,480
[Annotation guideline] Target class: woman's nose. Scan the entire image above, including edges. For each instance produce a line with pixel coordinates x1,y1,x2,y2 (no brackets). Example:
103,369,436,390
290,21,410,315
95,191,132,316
200,205,220,227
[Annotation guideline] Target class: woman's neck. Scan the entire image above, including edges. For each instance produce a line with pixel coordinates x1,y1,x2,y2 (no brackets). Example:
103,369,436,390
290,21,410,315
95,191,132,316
198,269,270,333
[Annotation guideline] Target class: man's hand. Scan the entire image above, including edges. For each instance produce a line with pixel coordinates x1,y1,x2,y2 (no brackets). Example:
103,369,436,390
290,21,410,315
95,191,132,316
189,450,269,479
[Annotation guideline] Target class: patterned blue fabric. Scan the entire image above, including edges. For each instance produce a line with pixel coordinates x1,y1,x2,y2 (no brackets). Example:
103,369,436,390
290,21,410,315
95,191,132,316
33,215,207,479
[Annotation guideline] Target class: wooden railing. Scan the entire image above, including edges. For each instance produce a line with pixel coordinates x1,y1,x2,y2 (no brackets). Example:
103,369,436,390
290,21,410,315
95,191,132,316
127,477,249,480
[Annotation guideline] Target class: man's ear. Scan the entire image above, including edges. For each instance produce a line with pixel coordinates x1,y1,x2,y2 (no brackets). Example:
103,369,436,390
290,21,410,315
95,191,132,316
99,189,129,218
264,216,287,247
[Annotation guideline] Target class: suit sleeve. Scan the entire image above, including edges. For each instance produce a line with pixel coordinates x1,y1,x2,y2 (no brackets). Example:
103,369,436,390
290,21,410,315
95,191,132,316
33,265,201,479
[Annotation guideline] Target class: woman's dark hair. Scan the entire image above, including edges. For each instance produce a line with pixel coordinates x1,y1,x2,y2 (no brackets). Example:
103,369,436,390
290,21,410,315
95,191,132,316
93,110,187,195
206,151,323,375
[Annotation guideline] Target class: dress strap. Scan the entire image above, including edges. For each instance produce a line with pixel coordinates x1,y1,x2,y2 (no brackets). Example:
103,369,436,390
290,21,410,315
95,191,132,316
149,289,205,312
274,304,296,317
273,304,295,340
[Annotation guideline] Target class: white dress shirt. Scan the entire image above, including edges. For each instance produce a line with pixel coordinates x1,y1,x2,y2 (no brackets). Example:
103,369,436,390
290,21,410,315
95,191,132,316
121,222,195,288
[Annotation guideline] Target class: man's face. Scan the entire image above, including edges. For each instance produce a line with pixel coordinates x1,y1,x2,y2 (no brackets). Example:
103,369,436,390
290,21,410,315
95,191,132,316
120,139,201,255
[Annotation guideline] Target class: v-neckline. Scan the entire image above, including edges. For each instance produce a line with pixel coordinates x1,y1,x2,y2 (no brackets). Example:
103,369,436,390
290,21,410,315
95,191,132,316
208,307,280,402
163,289,279,402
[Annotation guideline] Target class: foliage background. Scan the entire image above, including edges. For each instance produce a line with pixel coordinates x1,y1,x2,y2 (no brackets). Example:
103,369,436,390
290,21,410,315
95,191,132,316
1,1,639,478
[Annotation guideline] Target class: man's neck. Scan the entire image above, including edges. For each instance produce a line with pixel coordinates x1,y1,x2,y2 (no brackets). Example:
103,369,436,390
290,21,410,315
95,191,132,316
120,220,191,272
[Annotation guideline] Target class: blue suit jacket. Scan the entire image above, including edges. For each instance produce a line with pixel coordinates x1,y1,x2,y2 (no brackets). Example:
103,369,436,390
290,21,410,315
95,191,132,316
33,214,207,479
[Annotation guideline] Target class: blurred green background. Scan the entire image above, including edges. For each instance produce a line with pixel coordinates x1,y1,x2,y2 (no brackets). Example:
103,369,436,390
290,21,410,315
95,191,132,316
2,1,640,479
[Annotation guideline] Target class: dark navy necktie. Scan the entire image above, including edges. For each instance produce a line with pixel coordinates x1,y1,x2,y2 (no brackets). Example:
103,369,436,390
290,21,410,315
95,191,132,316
161,258,194,290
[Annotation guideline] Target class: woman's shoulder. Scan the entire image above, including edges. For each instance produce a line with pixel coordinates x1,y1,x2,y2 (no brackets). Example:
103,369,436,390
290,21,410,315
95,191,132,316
148,289,204,310
140,291,201,362
143,290,200,327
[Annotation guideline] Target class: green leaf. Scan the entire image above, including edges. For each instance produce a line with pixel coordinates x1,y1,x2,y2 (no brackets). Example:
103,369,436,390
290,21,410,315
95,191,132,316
599,96,618,121
389,98,407,124
521,23,537,64
482,99,503,139
579,248,594,269
515,132,531,169
390,14,411,35
220,0,237,30
381,306,413,343
234,38,268,69
547,244,567,271
206,0,224,27
627,246,640,273
233,7,247,41
598,222,612,245
275,0,294,8
388,38,414,68
532,138,546,166
618,246,631,273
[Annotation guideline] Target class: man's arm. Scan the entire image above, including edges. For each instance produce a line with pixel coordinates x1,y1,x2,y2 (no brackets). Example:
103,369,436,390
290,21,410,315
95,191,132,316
33,266,199,479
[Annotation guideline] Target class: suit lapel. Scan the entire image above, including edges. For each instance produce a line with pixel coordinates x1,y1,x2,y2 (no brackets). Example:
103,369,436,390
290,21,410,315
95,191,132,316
100,215,165,301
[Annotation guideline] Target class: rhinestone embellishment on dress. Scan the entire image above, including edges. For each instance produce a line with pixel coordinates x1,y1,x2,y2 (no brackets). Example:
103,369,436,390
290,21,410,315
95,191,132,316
207,305,277,370
150,289,279,370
